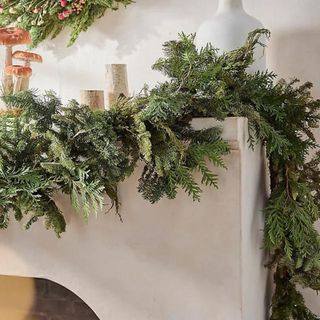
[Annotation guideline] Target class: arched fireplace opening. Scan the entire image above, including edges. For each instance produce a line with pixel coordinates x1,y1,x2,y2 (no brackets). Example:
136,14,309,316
0,275,99,320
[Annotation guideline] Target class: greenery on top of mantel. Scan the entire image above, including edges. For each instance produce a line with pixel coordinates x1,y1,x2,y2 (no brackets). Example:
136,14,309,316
1,29,320,319
0,0,134,47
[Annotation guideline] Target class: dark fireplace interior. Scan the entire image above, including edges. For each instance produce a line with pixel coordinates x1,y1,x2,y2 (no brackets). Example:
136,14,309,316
0,275,99,320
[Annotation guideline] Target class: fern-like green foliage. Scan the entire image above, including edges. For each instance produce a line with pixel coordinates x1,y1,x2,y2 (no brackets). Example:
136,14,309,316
0,87,230,237
149,30,320,319
1,29,320,319
0,0,133,47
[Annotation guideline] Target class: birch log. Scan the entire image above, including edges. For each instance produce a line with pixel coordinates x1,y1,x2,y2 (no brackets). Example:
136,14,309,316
80,90,105,111
105,64,129,108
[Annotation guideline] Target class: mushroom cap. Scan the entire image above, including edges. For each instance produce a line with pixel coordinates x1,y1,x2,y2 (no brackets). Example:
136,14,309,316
0,27,31,46
12,51,43,63
5,65,32,78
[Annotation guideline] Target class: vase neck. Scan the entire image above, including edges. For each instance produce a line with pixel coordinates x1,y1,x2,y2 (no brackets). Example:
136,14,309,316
217,0,244,13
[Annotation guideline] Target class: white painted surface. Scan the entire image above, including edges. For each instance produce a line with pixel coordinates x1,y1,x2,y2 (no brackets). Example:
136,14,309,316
0,118,270,320
1,0,320,315
196,0,266,71
1,0,319,99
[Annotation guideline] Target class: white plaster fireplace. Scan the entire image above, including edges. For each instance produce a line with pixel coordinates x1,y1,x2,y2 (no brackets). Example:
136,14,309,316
0,117,271,320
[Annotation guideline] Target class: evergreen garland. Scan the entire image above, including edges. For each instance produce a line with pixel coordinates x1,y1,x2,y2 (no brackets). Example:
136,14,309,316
0,0,133,47
1,29,320,319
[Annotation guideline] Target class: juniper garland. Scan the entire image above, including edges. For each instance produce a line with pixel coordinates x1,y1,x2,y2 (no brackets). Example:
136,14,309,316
0,0,133,47
1,29,320,319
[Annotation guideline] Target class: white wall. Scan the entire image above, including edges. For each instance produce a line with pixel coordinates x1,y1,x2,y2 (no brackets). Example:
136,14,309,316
1,0,320,316
4,0,320,100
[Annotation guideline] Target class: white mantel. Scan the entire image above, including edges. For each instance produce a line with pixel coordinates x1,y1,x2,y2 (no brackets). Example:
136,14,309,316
0,117,271,320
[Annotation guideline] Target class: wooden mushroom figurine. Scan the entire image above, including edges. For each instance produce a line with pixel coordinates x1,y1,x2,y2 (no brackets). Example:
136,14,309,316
5,65,32,94
0,27,31,94
12,51,43,90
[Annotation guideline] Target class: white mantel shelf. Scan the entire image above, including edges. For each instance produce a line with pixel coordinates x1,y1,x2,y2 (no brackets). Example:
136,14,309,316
0,117,271,320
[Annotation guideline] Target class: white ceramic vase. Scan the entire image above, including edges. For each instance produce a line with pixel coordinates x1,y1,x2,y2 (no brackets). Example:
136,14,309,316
196,0,266,71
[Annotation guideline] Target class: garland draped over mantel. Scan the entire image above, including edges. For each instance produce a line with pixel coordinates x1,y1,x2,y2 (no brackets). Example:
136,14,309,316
1,29,320,319
0,0,133,47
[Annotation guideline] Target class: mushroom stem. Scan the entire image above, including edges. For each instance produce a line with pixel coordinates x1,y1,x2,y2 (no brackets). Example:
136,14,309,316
20,77,29,91
20,60,31,91
14,77,22,94
4,45,13,93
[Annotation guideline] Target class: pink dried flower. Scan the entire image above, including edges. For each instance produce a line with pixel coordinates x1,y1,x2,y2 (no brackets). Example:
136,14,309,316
59,0,68,7
63,9,73,17
58,12,65,20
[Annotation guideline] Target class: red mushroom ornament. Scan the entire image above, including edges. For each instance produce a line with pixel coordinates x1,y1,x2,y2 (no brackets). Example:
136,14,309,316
0,28,31,93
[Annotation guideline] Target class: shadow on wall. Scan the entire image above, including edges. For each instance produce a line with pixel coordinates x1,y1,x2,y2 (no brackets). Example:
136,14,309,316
269,29,320,98
40,0,213,61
